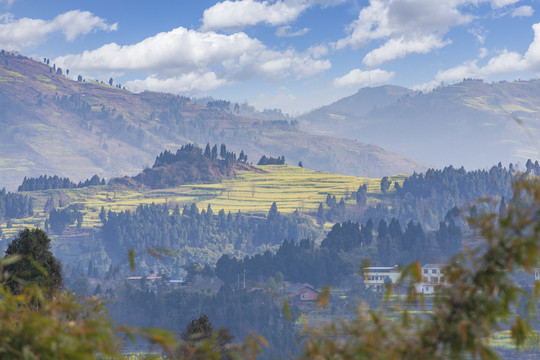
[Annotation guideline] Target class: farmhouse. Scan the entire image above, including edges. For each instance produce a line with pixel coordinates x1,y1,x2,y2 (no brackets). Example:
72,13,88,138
286,282,319,303
415,264,447,294
363,266,400,291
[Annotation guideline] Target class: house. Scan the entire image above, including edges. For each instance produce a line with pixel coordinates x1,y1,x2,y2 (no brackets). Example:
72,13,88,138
535,268,540,281
363,266,400,291
415,264,447,294
285,282,319,303
126,276,163,293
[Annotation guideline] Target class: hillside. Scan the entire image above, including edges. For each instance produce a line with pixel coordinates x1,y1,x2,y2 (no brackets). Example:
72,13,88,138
299,80,540,169
0,164,398,239
0,52,425,190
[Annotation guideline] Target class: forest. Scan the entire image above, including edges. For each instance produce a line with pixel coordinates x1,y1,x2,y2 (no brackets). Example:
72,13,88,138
0,152,533,359
99,201,320,275
111,143,250,189
0,188,33,220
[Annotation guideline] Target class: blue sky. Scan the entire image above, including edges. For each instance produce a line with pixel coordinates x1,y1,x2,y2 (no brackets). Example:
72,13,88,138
0,0,539,114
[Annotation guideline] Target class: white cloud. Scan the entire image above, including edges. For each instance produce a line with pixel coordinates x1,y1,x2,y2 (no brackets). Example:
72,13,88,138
200,0,347,32
53,10,117,41
335,0,528,65
419,22,540,88
511,5,534,17
55,26,331,92
489,0,520,8
55,28,261,73
479,47,488,59
336,0,472,50
201,0,310,31
125,72,227,93
332,68,394,88
363,34,450,66
468,27,487,44
0,10,116,51
307,44,329,58
275,25,310,37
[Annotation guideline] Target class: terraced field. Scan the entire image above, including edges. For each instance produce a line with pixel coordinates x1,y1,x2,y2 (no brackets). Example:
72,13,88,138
0,165,406,239
197,165,406,214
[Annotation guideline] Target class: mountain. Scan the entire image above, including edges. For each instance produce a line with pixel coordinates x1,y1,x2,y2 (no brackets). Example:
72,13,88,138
298,81,540,169
0,52,425,190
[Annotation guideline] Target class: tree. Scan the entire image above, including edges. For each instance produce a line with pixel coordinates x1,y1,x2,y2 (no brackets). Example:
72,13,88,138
108,77,113,86
298,161,303,168
356,184,368,206
182,314,213,342
380,176,391,194
177,314,235,360
3,228,62,294
316,202,325,226
0,286,123,359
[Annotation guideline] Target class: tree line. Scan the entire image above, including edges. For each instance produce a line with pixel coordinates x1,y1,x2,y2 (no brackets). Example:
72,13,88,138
99,201,320,276
257,155,285,165
215,212,462,288
18,174,105,192
0,188,33,220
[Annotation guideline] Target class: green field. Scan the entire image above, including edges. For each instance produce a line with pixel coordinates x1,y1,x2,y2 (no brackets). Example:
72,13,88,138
0,165,406,239
197,165,405,214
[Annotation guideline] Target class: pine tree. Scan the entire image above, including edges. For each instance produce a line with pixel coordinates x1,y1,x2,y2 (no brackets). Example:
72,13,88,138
3,228,63,294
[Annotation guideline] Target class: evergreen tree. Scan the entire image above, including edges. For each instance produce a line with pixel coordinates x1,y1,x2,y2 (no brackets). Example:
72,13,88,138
3,228,63,294
380,176,391,194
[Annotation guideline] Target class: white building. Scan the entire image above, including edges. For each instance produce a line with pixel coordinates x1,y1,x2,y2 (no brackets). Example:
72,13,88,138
416,264,447,294
364,266,401,291
535,268,540,281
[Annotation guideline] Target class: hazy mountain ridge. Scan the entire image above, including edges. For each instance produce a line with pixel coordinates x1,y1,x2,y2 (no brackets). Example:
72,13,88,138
299,80,540,169
0,53,426,190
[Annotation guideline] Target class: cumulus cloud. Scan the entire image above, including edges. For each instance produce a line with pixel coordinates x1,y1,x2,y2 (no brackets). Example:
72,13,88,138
0,10,117,51
336,0,472,50
125,72,227,93
363,34,450,66
55,26,330,92
336,0,528,66
511,5,534,17
55,28,261,73
201,0,310,31
416,22,540,90
332,68,394,88
275,25,310,37
200,0,347,32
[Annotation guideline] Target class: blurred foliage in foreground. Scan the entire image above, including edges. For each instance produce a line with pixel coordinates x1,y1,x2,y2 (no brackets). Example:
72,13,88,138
3,176,540,359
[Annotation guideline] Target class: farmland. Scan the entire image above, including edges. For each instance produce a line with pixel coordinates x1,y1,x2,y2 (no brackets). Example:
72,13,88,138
0,165,406,239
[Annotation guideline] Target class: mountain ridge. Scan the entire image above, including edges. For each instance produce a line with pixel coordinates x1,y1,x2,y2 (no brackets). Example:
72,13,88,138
298,79,540,169
0,52,426,190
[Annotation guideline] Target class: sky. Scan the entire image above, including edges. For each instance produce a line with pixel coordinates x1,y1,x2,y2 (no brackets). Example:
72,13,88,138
0,0,539,115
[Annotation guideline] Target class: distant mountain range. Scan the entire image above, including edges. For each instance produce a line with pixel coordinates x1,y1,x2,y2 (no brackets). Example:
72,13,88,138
298,80,540,169
0,52,425,190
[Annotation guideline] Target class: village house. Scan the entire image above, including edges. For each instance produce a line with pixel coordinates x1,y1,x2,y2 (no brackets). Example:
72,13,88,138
415,264,447,294
285,282,319,303
363,266,401,291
